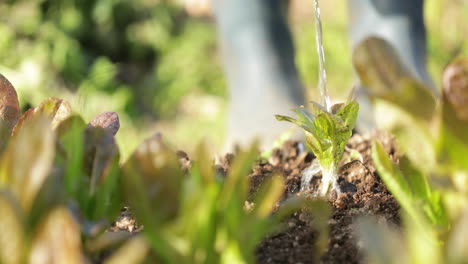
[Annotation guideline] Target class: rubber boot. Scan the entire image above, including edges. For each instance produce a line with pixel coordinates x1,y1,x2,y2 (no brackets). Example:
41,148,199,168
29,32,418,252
348,0,437,131
213,0,305,151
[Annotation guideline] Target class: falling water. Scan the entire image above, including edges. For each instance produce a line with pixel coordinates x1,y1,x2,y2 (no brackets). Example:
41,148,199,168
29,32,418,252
314,0,330,111
299,0,330,193
300,159,321,191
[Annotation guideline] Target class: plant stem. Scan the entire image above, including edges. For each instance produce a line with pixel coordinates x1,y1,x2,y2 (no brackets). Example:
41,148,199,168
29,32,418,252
320,164,338,196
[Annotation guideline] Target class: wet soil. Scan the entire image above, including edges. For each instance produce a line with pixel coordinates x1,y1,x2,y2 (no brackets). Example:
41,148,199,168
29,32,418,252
251,132,400,264
112,132,400,263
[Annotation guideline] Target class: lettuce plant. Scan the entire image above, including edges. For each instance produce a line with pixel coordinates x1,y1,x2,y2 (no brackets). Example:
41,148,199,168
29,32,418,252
0,72,332,263
353,37,468,262
122,136,331,263
275,0,359,197
0,73,134,263
275,99,359,196
352,37,451,228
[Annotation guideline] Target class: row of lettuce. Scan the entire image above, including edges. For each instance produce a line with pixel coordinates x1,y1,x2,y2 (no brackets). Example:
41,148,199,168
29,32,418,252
1,38,468,262
0,73,329,263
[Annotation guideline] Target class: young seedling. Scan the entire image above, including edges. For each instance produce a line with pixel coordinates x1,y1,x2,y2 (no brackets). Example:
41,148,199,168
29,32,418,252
276,100,359,196
276,0,358,196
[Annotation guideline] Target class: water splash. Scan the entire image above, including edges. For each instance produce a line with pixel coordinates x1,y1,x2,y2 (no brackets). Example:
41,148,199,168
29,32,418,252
300,159,321,191
314,0,330,111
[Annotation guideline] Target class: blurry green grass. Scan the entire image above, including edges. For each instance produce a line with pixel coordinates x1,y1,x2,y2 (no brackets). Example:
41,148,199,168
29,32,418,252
0,0,466,156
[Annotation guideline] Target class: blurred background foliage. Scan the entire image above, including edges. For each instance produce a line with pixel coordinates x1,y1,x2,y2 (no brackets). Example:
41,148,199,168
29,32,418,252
0,0,466,158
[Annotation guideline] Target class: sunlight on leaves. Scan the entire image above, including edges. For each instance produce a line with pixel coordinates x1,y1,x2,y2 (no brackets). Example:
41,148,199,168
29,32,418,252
0,191,25,264
446,208,468,263
0,116,55,212
0,74,20,131
12,97,72,135
0,74,20,152
372,140,444,229
103,235,150,264
29,207,85,264
353,37,436,122
442,58,468,121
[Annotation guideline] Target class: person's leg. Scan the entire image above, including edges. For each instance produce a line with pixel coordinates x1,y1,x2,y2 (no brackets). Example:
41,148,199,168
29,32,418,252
213,0,305,151
348,0,436,130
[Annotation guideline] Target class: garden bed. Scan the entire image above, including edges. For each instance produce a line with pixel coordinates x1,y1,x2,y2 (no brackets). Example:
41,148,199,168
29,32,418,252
113,132,401,263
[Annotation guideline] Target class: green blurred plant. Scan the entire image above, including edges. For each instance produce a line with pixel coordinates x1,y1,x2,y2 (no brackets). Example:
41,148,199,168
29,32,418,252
0,73,145,263
353,37,468,263
0,73,179,262
0,73,331,263
122,135,331,263
0,0,224,120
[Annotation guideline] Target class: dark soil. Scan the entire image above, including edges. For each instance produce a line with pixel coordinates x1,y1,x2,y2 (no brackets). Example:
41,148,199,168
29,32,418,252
112,132,401,263
109,207,142,233
251,132,400,264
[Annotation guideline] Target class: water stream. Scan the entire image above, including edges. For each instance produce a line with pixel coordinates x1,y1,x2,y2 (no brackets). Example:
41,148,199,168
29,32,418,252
314,0,330,111
300,0,331,193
